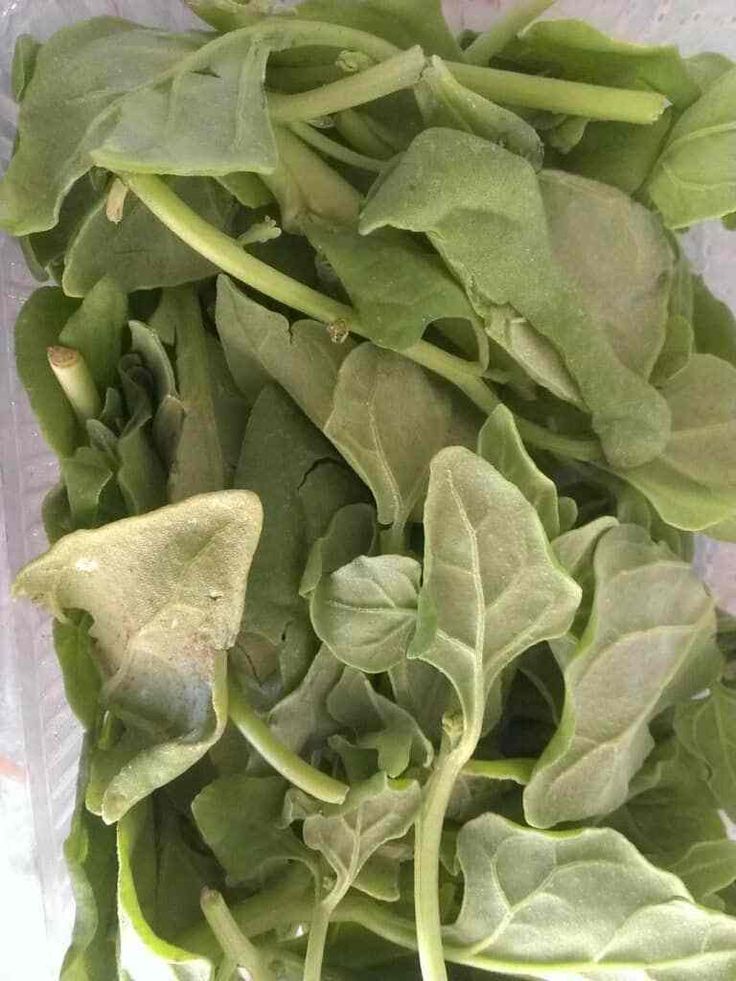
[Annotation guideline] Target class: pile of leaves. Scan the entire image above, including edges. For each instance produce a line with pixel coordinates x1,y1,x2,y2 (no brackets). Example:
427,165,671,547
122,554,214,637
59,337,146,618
5,1,736,978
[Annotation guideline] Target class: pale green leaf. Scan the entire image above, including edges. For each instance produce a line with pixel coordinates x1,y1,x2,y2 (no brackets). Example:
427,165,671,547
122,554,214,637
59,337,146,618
300,503,378,600
59,276,128,391
675,683,736,819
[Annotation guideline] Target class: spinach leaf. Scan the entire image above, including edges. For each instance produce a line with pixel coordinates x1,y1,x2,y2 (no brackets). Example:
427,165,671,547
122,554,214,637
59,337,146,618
167,287,229,502
15,287,82,457
524,523,720,828
117,801,214,980
0,18,202,235
647,67,736,228
53,615,101,732
233,384,366,694
540,169,673,379
11,33,41,102
504,19,699,108
327,667,433,776
63,177,235,297
477,404,560,540
307,223,480,351
324,345,453,538
361,129,672,469
562,112,672,195
92,32,277,177
192,774,316,885
59,276,128,391
692,275,736,367
675,683,736,820
312,554,421,672
60,743,118,981
216,275,355,427
14,490,263,822
416,57,543,169
267,646,344,759
300,503,378,599
446,812,736,975
295,0,462,60
619,354,736,532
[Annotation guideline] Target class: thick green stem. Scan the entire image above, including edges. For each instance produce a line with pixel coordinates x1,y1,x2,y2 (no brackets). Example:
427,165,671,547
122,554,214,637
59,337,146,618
47,347,101,423
289,121,387,173
334,108,396,159
200,889,276,981
228,680,348,803
269,45,425,122
303,900,336,981
463,0,556,66
449,61,669,122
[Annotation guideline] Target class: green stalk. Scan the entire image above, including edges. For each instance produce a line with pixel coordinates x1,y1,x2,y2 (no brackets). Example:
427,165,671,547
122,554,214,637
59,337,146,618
228,680,348,804
334,108,396,159
269,45,425,122
200,889,276,981
449,61,669,122
463,0,556,66
303,900,336,981
47,346,101,423
289,121,387,173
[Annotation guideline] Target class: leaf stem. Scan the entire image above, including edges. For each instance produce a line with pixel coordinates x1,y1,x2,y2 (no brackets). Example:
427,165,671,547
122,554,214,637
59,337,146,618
449,61,669,123
228,680,348,804
303,899,336,981
463,0,556,66
463,757,535,784
200,888,276,981
289,121,387,173
47,346,101,423
334,108,397,159
269,45,425,122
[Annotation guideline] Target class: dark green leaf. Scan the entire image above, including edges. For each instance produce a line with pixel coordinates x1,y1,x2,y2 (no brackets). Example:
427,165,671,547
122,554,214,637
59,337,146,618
59,276,128,391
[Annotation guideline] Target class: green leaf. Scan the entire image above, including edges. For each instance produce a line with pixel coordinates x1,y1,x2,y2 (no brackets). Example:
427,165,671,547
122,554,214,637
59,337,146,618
300,503,378,600
692,275,736,368
11,33,41,102
14,490,263,822
192,774,316,886
540,169,673,380
415,57,543,169
63,177,235,297
324,345,453,532
361,129,671,469
53,614,101,731
675,683,736,820
218,171,273,209
60,743,118,981
216,276,355,428
303,773,421,896
233,385,365,693
478,405,560,540
307,223,479,351
312,555,421,673
562,111,673,195
446,812,736,975
606,740,736,904
620,354,736,531
327,667,433,776
267,647,344,759
647,67,736,228
59,276,128,391
61,446,122,529
0,18,202,236
203,333,250,487
116,356,169,516
295,0,462,60
15,287,81,457
410,447,580,733
92,32,277,177
505,19,699,108
524,523,719,828
687,52,735,93
182,0,267,32
167,288,228,502
117,801,213,980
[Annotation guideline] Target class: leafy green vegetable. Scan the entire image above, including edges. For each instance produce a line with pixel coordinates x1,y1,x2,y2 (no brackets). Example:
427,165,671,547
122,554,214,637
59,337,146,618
14,491,263,822
0,18,202,235
647,67,736,228
312,554,421,672
675,683,736,820
446,812,736,975
361,129,672,469
524,523,719,827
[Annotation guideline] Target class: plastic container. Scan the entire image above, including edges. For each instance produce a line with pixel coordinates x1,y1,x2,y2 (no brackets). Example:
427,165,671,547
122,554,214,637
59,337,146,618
0,1,735,977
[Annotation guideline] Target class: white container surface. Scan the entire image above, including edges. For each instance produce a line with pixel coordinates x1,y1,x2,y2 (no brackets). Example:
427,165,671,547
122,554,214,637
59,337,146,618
0,1,735,977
